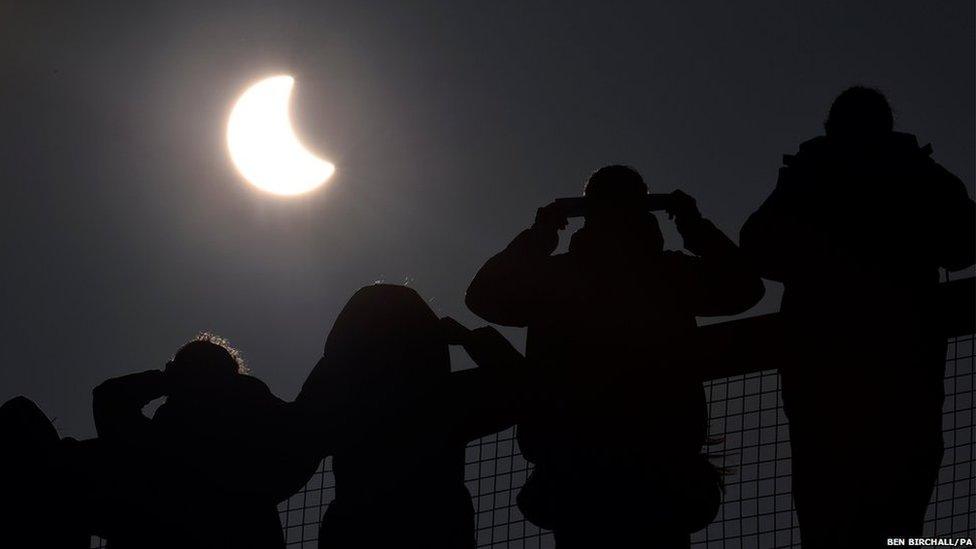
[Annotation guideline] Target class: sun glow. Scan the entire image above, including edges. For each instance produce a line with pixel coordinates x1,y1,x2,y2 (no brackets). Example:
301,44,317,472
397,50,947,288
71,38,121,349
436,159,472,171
227,75,335,196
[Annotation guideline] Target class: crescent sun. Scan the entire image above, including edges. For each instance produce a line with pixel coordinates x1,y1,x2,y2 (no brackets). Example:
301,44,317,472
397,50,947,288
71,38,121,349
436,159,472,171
227,75,335,196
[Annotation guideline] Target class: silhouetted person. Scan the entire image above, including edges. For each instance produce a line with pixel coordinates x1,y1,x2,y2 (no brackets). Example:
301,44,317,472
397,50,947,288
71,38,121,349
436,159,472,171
466,166,764,548
740,87,976,547
295,284,529,549
91,333,315,548
0,396,88,548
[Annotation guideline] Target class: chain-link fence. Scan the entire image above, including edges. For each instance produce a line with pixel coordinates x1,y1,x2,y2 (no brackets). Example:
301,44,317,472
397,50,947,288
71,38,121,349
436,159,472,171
92,313,976,548
258,334,975,549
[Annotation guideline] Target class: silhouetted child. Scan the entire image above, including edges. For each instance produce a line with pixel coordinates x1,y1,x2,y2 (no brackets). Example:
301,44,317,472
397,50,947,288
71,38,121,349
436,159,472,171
91,333,315,548
740,86,975,547
466,166,763,548
295,284,528,549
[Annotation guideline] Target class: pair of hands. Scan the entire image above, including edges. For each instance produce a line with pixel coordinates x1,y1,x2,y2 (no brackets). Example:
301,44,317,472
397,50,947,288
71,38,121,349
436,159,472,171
534,189,701,230
143,367,173,400
143,362,200,398
136,363,227,403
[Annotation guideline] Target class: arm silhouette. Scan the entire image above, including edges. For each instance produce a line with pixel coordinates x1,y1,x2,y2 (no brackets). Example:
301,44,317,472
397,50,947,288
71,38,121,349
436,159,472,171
466,207,565,326
92,370,166,441
441,320,534,441
738,158,823,284
675,208,765,316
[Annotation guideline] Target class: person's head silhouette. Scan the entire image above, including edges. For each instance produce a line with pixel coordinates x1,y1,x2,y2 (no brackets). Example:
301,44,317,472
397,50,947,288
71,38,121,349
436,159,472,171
824,86,893,142
583,165,648,219
580,165,663,252
165,333,245,396
307,284,450,411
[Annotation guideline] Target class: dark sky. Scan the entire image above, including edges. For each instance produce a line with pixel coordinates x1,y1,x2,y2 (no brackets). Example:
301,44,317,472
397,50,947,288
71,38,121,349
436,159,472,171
2,1,973,437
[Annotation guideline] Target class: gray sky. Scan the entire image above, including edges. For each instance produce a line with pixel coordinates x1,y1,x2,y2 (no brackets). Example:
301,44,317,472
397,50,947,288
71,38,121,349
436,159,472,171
1,0,973,437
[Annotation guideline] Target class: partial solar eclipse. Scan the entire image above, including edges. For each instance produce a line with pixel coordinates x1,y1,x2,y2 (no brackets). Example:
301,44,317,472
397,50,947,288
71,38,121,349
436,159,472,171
227,75,335,196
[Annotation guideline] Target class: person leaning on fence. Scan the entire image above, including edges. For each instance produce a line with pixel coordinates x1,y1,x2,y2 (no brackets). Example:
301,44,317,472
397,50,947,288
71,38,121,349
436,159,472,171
465,166,765,548
89,333,317,549
294,284,532,549
739,86,976,548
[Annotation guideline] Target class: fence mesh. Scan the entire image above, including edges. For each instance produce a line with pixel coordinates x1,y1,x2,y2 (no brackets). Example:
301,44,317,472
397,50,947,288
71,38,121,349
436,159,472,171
92,333,975,548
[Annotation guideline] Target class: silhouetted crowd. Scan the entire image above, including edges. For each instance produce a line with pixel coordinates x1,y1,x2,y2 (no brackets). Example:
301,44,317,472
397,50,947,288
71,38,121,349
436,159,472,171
2,87,973,549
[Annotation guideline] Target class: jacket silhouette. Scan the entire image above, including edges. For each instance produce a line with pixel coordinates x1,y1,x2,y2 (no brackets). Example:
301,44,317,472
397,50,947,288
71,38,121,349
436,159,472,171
90,335,315,548
466,166,764,548
295,284,529,549
740,87,976,547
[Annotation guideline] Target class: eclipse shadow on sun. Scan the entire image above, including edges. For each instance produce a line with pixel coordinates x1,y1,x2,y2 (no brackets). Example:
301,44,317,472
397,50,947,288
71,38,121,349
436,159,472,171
227,75,335,196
